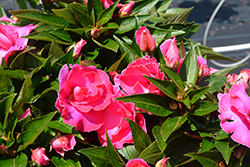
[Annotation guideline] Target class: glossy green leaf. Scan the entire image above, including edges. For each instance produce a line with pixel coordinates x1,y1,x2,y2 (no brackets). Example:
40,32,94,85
106,132,126,167
200,138,215,152
17,111,56,152
192,101,219,116
152,125,167,151
188,86,210,104
215,140,236,165
52,8,77,24
161,116,187,141
185,150,223,167
79,147,112,167
50,30,74,43
49,40,65,64
180,43,198,84
157,0,173,13
92,38,118,53
0,94,16,127
144,76,178,100
132,0,159,15
117,93,172,117
118,145,138,161
97,1,119,27
87,0,103,21
113,35,137,63
115,14,153,34
0,153,27,166
139,141,164,164
161,65,185,93
126,118,152,154
71,7,93,27
163,7,193,24
17,13,69,27
50,156,81,167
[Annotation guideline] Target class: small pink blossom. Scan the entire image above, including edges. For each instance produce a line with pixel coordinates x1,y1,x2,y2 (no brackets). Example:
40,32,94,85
0,16,16,23
126,158,150,167
160,36,179,68
118,1,135,17
51,133,76,157
218,82,250,148
31,148,50,166
155,157,169,167
114,55,164,95
55,64,114,132
67,38,87,59
135,26,156,53
18,108,32,120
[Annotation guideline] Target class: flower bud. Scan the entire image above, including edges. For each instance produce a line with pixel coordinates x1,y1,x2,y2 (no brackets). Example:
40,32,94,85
18,108,32,120
118,1,134,17
31,148,50,166
90,28,101,38
67,39,86,59
135,26,156,53
160,36,180,68
126,158,150,167
51,133,76,157
101,0,114,9
155,157,168,167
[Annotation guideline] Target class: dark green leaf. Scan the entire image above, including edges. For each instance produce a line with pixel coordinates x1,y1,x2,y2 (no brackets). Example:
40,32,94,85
50,156,81,167
50,30,74,43
188,86,210,104
0,153,27,166
0,70,29,80
92,38,118,53
117,93,172,117
152,125,167,151
161,116,187,141
72,7,93,27
139,141,164,164
132,0,159,15
192,101,219,116
87,0,103,21
106,132,125,167
52,8,77,24
215,140,236,165
97,1,119,27
126,118,151,154
49,40,65,64
185,150,223,167
79,147,112,167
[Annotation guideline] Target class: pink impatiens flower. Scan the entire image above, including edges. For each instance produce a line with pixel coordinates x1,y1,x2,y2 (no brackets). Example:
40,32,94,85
135,26,156,53
126,158,150,167
67,38,87,59
218,82,250,148
31,148,50,166
0,17,37,64
51,133,76,157
160,36,180,68
118,1,135,17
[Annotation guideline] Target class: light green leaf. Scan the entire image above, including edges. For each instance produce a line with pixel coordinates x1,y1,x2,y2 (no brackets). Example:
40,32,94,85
50,156,81,167
132,0,159,15
215,140,236,165
192,101,219,116
157,0,173,13
188,86,210,104
92,38,118,53
152,125,167,151
118,145,138,161
0,153,27,167
200,138,215,152
49,40,65,64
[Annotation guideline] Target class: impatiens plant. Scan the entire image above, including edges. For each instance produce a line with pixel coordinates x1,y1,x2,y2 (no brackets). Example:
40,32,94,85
1,0,250,166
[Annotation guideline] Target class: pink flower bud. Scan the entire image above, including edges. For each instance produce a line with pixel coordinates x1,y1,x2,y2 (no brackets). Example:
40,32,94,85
155,157,169,167
118,1,134,17
101,0,114,9
67,39,86,59
51,134,76,157
31,148,50,166
18,108,32,120
126,158,150,167
160,36,180,68
90,28,101,38
135,26,156,53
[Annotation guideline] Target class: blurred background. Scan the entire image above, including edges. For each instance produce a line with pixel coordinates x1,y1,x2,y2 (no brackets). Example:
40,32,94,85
1,0,250,73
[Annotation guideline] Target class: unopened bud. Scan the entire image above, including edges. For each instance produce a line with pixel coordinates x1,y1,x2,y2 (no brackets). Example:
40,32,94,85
90,28,101,38
118,1,134,17
155,157,169,167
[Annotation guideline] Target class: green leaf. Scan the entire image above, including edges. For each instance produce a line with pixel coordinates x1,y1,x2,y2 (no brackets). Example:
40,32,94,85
188,86,210,104
92,38,118,53
117,93,172,117
157,0,173,13
180,43,199,84
113,35,137,63
0,153,28,166
17,111,56,152
126,118,151,154
161,65,185,93
200,75,230,94
192,101,219,116
139,141,164,164
162,7,193,24
0,70,29,80
152,125,167,151
144,76,178,101
17,13,69,27
161,116,187,141
108,52,126,72
215,140,236,165
48,121,73,134
49,40,65,64
106,132,126,167
200,138,215,152
72,7,93,27
50,156,81,167
118,145,138,161
185,150,223,167
132,0,159,15
79,147,112,167
213,64,245,75
115,14,154,34
97,1,119,27
0,94,16,128
87,0,103,21
13,75,33,116
50,30,74,43
52,8,77,24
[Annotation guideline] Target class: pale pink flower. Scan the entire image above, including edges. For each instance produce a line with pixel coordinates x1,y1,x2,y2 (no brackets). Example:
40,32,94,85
114,55,164,95
55,64,114,132
135,26,156,52
31,148,50,166
51,133,76,157
160,36,179,68
126,158,150,167
218,82,250,148
118,1,135,17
